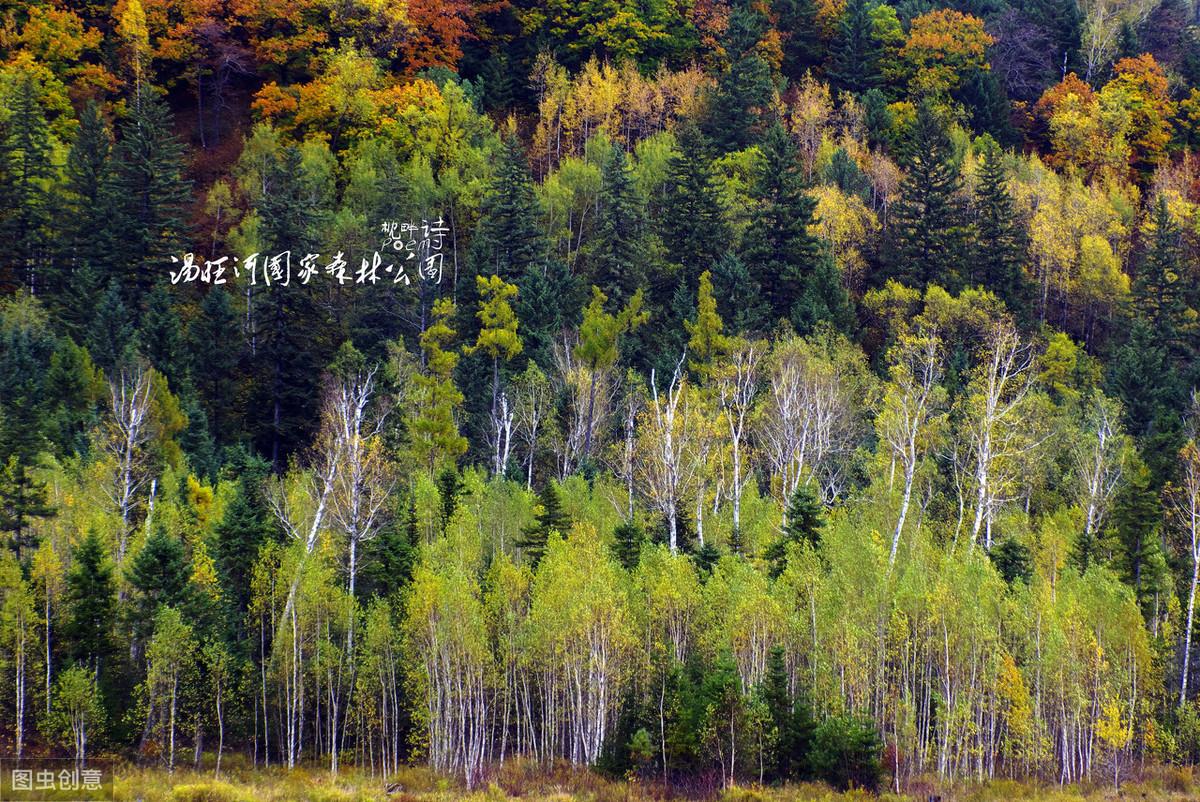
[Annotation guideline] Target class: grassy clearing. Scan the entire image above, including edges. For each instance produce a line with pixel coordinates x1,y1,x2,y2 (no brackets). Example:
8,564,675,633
107,760,1200,802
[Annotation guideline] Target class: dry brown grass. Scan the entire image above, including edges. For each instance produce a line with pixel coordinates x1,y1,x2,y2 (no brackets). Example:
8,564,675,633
107,762,1200,802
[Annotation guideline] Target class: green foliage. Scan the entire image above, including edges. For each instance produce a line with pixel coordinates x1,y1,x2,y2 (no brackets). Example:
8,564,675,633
828,0,883,94
64,529,116,677
973,139,1028,314
612,520,645,571
808,715,883,791
468,135,546,285
517,482,570,569
742,122,845,332
127,523,194,640
704,0,777,153
889,102,970,290
0,73,55,294
591,145,649,307
765,484,825,577
661,124,728,276
108,93,191,308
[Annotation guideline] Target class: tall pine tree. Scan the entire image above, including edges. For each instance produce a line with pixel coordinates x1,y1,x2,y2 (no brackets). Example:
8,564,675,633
108,92,191,310
827,0,882,94
58,102,113,335
0,73,56,295
973,138,1028,312
703,0,777,153
888,102,970,290
591,145,649,306
517,482,571,569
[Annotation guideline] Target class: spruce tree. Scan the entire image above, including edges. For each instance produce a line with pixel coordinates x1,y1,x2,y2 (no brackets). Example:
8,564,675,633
64,529,117,676
359,507,418,599
188,287,240,445
0,73,56,294
517,482,570,569
822,147,872,201
253,144,326,467
467,134,547,285
889,102,970,290
1134,197,1191,360
792,252,853,335
140,285,188,392
517,258,581,369
704,0,777,152
775,0,823,80
827,0,882,94
109,92,192,309
86,281,137,374
765,483,825,577
1109,460,1164,614
762,644,816,780
437,467,462,530
45,337,102,457
612,520,646,571
591,145,648,306
742,123,828,328
58,103,113,336
661,124,729,278
973,139,1027,311
214,473,272,624
1106,319,1183,443
0,455,55,556
127,523,193,641
710,252,770,335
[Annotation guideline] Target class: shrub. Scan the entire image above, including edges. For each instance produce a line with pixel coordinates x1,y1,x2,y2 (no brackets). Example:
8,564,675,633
171,782,250,802
807,715,884,792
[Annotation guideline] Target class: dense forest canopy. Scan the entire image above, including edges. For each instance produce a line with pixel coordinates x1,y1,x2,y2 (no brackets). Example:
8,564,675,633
2,0,1200,795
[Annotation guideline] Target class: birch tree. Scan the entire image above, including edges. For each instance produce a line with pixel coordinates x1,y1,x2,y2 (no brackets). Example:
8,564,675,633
962,320,1044,549
0,557,33,759
1172,437,1200,704
1073,394,1128,558
30,539,63,718
466,275,523,476
575,287,648,461
877,329,946,567
513,362,553,489
104,365,154,567
325,364,395,774
50,665,104,768
716,339,762,538
144,606,196,773
756,333,866,506
636,356,701,553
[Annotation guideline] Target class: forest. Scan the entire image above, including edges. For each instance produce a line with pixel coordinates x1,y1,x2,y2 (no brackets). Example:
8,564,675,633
1,0,1200,798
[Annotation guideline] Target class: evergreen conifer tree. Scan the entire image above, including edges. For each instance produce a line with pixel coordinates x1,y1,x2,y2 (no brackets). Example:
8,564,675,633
661,124,729,278
612,520,645,571
889,102,970,290
127,523,193,641
1134,197,1191,360
109,92,191,309
743,123,829,327
64,529,117,675
517,482,570,569
467,134,547,285
973,139,1027,311
0,74,55,295
765,483,825,577
87,281,137,374
592,145,649,306
704,0,777,152
828,0,882,94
